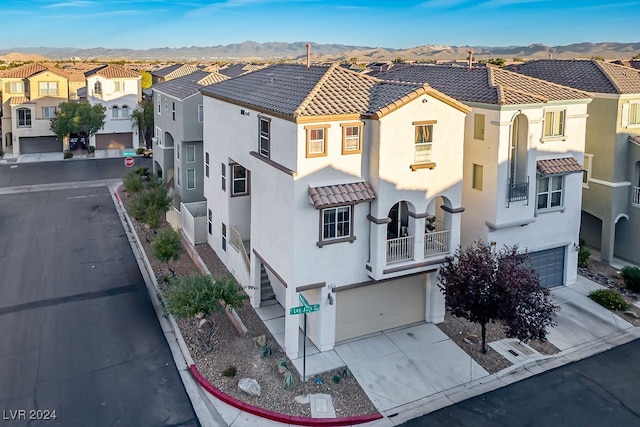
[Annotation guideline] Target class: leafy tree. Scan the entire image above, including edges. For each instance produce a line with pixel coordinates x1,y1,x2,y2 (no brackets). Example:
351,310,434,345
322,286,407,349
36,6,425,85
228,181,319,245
152,226,182,275
139,70,152,90
393,57,406,64
164,273,249,351
487,58,506,66
50,101,106,142
130,100,154,148
438,241,558,353
633,53,640,60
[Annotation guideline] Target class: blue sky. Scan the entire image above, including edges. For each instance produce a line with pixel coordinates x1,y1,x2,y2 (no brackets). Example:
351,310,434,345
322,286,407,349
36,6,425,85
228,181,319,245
2,0,638,50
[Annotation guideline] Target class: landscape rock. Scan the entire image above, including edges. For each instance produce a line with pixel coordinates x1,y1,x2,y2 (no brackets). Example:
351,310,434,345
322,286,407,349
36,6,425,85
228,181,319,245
255,335,267,347
238,378,261,397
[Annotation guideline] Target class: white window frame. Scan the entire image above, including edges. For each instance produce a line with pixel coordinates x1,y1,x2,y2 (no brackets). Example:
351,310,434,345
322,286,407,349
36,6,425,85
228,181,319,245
186,145,195,163
322,206,352,241
259,116,270,158
155,126,162,145
172,101,176,121
205,152,210,178
221,163,226,191
121,105,129,118
187,168,195,190
9,81,23,93
537,175,564,211
208,209,213,235
42,106,56,119
543,109,566,139
111,106,119,118
114,81,124,93
414,123,433,164
629,102,640,126
17,108,31,127
157,96,161,115
231,164,249,196
39,81,58,96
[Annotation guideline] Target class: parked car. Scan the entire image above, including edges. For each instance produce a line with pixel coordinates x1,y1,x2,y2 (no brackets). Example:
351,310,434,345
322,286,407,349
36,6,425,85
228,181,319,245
142,149,153,158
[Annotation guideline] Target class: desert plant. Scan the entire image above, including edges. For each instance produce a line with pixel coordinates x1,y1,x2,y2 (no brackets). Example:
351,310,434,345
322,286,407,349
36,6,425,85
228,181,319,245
332,375,341,384
589,289,628,311
123,170,144,194
88,145,95,154
578,240,591,268
260,341,272,358
222,365,237,377
340,366,350,379
276,358,288,368
283,371,295,390
620,266,640,292
129,179,171,228
64,150,73,159
152,227,182,275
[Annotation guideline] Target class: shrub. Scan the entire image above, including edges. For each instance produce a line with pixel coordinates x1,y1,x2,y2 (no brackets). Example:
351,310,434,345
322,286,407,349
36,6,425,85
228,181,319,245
64,150,73,159
222,366,237,377
123,170,144,194
152,227,182,270
589,289,628,311
578,246,591,268
620,266,640,292
260,341,272,358
283,371,295,389
332,375,341,384
88,145,95,154
129,180,171,228
276,358,288,368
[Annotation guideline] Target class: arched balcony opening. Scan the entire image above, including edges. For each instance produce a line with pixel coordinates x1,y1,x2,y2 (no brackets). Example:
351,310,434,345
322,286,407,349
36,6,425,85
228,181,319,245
424,196,452,258
386,201,414,263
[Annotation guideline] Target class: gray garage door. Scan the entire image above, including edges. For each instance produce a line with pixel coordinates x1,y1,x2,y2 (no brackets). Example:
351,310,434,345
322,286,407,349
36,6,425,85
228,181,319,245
20,136,62,154
528,247,565,288
95,132,133,150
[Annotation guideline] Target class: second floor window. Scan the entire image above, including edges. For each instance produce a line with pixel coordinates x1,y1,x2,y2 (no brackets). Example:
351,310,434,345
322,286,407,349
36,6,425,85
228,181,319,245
306,126,327,157
186,146,195,163
172,101,176,121
114,81,124,92
414,124,433,164
259,117,270,157
94,81,102,95
231,164,249,196
322,206,351,240
39,81,58,96
537,176,563,210
8,81,23,93
630,102,640,126
341,123,362,154
198,105,203,122
112,106,119,118
17,108,31,127
42,106,56,119
544,110,565,138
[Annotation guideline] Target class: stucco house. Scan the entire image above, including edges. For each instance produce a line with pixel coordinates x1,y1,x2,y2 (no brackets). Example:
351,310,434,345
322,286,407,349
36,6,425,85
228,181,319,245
149,64,200,85
84,64,142,152
201,63,470,358
380,64,592,288
0,63,70,154
507,60,640,265
151,70,228,244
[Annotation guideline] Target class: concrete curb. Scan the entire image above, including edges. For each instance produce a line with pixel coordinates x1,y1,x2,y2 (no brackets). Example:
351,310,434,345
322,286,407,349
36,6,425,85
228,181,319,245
189,365,383,427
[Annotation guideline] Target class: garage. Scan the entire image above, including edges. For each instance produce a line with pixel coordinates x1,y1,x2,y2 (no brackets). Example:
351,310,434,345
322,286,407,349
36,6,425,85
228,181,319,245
528,247,565,288
19,136,62,154
95,132,133,150
335,274,426,342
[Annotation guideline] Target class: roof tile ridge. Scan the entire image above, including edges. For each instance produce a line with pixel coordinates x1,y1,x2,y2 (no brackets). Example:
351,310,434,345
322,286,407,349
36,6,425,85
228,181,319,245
593,60,624,94
293,63,339,117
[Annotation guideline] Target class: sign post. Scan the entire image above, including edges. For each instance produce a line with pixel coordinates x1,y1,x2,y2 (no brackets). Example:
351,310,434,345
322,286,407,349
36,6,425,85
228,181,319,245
289,293,320,396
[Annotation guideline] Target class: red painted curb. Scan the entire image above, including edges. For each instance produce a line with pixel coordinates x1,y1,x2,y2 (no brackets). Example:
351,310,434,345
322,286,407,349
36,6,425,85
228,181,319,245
189,365,383,426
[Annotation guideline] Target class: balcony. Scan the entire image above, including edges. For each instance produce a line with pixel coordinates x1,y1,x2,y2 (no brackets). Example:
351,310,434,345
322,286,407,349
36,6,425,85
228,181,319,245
424,229,451,257
632,186,640,207
386,235,414,264
508,177,529,206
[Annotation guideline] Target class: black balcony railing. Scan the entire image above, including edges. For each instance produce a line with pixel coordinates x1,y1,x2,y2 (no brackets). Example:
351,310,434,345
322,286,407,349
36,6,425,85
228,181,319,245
508,177,529,206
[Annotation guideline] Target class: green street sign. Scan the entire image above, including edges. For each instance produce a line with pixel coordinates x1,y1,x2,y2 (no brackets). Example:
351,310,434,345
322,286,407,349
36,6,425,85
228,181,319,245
299,293,311,308
290,304,320,315
122,149,136,156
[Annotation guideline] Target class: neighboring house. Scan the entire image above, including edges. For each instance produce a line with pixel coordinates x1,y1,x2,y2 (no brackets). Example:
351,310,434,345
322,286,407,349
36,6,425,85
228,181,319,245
149,64,200,85
380,64,592,288
201,63,469,358
151,70,228,243
507,60,640,265
0,63,70,154
85,64,142,151
217,63,267,79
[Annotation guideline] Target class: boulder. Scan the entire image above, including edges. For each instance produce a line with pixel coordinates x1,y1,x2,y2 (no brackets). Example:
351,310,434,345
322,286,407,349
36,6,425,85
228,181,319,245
255,335,267,347
238,378,261,397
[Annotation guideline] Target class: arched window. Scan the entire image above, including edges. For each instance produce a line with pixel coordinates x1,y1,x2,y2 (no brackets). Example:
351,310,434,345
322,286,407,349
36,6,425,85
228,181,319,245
94,81,102,94
121,105,129,117
111,106,119,118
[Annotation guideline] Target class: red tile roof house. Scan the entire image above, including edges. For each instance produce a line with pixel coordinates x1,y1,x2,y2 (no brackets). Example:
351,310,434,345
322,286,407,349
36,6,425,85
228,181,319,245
200,63,470,359
507,59,640,266
379,64,592,288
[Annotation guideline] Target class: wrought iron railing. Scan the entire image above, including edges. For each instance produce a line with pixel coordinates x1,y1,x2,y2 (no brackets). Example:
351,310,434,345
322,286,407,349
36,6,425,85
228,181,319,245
508,177,529,206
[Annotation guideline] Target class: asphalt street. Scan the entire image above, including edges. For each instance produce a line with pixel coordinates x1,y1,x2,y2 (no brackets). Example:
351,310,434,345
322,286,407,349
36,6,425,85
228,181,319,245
0,160,198,426
401,338,640,427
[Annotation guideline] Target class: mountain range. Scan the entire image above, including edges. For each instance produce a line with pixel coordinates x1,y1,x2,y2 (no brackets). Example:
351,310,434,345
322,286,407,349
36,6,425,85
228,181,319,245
1,41,639,62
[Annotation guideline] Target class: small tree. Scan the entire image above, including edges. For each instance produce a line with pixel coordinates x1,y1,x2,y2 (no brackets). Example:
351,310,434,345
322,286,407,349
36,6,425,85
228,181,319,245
130,100,154,148
438,241,558,353
487,58,506,67
164,273,249,351
51,101,106,144
152,227,182,276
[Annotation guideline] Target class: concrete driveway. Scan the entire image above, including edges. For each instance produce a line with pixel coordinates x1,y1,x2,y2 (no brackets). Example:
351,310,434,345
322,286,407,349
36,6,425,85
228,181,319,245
334,323,488,412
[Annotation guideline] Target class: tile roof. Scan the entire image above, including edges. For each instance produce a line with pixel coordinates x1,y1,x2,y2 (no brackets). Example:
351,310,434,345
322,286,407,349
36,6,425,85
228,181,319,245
506,60,640,94
537,157,583,176
0,63,70,79
150,64,200,79
378,64,590,105
8,96,32,105
630,135,640,145
218,63,267,79
85,64,140,79
153,70,228,99
201,63,465,120
308,182,376,208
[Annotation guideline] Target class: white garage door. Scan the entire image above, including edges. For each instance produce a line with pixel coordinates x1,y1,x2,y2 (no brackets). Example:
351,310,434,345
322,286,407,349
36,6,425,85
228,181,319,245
528,247,565,288
20,136,62,154
335,274,426,342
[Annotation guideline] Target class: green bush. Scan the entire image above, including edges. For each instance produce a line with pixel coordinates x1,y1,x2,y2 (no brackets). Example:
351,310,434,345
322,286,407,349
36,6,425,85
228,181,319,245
260,341,272,358
152,227,182,267
64,150,73,159
222,366,237,377
589,289,628,311
129,180,171,228
123,170,144,194
620,266,640,292
578,247,591,268
88,145,95,154
283,371,295,389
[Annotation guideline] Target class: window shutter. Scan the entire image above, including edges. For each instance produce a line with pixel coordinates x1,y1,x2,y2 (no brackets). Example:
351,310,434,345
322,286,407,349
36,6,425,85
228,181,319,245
621,103,629,127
